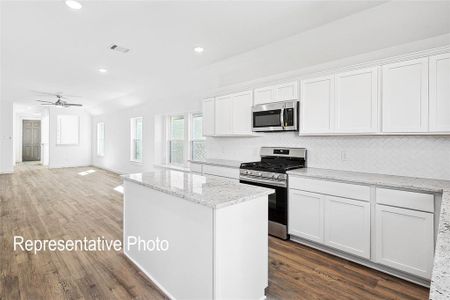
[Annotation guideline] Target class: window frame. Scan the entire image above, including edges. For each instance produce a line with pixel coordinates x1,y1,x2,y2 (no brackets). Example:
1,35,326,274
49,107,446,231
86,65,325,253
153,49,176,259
164,112,205,166
167,114,186,166
96,122,105,157
189,112,205,161
130,117,143,163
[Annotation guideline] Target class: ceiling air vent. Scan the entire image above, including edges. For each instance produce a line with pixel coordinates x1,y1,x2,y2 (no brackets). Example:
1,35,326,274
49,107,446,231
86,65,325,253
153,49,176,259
109,44,130,53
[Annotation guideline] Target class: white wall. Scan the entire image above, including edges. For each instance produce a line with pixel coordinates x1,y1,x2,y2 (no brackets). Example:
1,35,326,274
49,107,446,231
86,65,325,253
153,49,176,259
0,101,14,173
91,98,199,174
48,106,91,169
201,1,450,90
41,109,49,166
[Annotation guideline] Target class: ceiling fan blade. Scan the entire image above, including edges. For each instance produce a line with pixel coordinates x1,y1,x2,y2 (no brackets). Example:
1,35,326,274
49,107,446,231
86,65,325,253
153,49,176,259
40,104,55,106
65,103,83,106
36,100,55,103
60,94,82,98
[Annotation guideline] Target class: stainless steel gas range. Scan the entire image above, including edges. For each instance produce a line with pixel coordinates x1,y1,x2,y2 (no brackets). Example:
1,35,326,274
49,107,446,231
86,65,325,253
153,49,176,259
239,147,306,240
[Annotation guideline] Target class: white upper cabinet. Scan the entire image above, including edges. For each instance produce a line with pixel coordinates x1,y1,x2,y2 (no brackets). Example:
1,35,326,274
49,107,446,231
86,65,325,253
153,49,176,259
300,75,334,134
202,98,215,136
382,58,429,133
335,67,379,133
275,82,298,101
254,81,298,105
429,53,450,132
215,95,234,135
213,91,253,136
254,87,274,105
232,91,253,134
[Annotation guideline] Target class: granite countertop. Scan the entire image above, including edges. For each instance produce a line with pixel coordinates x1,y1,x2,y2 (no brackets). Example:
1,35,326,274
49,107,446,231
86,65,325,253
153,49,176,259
287,167,450,300
122,170,273,209
188,158,243,168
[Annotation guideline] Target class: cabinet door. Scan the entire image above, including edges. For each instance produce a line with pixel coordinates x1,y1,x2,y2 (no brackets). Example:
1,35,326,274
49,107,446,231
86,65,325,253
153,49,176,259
382,58,429,133
275,81,298,101
288,190,324,243
254,87,274,105
429,53,450,132
375,204,434,279
324,196,370,259
232,91,253,135
215,95,233,135
202,98,215,136
335,67,379,133
300,75,334,134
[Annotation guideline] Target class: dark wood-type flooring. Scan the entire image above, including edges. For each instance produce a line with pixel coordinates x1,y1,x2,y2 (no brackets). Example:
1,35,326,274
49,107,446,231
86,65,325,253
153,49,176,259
0,164,430,299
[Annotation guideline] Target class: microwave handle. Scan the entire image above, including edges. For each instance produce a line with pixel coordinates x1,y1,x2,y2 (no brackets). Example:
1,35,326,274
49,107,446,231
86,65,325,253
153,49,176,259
280,108,285,128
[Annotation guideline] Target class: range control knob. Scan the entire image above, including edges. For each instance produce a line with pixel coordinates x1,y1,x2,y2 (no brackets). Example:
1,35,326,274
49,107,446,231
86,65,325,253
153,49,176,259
272,174,280,180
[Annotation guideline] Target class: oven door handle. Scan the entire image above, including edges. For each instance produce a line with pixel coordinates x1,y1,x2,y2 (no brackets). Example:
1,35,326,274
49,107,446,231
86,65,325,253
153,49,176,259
280,108,285,128
240,175,287,188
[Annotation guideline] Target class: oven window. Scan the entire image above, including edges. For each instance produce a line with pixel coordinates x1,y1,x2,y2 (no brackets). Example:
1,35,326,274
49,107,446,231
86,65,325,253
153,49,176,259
253,110,282,128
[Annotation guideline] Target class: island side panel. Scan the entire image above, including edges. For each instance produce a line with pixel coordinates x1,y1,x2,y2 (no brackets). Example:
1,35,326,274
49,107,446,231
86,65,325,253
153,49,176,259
213,196,269,300
123,180,214,299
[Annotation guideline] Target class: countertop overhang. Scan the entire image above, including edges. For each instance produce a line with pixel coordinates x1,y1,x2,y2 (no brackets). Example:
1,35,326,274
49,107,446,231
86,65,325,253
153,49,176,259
122,170,273,209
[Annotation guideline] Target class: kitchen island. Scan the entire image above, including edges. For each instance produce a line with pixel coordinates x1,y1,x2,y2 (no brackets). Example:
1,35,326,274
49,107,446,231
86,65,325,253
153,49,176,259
122,170,273,300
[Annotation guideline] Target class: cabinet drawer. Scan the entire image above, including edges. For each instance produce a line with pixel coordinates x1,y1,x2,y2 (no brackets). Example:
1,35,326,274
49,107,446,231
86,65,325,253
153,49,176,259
376,188,434,212
289,176,370,201
203,165,239,180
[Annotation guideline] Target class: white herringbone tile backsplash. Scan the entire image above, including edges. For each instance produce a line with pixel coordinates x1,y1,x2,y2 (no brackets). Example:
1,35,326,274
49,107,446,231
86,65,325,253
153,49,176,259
206,134,450,180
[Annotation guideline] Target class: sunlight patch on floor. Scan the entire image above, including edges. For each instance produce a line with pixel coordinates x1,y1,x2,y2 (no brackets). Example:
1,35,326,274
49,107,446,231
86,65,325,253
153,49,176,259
114,185,124,194
78,169,96,176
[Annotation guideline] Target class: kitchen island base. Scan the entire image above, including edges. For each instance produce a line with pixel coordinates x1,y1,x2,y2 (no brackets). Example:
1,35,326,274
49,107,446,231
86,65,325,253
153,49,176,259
123,179,269,299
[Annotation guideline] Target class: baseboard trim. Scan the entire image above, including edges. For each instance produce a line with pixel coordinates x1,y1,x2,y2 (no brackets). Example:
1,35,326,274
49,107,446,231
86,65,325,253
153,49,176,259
290,235,431,287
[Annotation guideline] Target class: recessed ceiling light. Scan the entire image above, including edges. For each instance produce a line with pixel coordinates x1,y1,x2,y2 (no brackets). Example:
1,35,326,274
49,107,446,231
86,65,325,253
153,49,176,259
194,47,204,54
98,68,108,73
65,0,82,10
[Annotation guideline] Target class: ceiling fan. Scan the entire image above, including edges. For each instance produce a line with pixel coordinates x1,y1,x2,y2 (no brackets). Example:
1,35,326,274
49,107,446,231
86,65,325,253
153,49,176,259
33,91,83,107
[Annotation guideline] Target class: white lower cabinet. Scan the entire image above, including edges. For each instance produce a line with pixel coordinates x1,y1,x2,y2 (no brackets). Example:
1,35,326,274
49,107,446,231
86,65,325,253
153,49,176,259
288,175,436,282
375,204,434,279
288,190,324,243
324,196,371,259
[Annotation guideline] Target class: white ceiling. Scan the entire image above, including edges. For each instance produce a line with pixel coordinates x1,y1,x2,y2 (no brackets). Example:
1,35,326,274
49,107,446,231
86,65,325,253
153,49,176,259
1,0,386,109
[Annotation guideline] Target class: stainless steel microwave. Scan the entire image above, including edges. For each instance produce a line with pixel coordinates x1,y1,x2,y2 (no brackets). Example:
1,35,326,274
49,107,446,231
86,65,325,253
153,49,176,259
252,100,298,132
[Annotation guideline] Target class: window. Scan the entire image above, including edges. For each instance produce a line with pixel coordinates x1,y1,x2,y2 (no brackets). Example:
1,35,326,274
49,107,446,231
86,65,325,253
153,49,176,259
169,115,185,165
57,115,79,145
97,122,105,156
130,117,143,162
191,113,205,161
